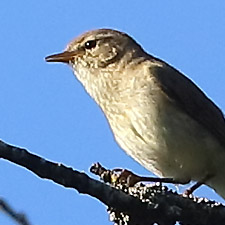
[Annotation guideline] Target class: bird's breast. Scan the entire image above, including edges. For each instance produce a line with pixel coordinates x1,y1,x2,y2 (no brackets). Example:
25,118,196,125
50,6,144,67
76,64,225,184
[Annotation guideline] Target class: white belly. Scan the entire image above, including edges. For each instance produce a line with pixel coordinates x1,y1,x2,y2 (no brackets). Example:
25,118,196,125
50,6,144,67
107,94,225,184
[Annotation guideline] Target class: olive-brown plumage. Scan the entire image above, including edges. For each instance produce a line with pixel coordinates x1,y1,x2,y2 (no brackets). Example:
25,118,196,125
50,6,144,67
46,28,225,199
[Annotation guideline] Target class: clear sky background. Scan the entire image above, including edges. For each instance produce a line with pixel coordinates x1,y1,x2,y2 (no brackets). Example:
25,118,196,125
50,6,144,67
0,1,225,224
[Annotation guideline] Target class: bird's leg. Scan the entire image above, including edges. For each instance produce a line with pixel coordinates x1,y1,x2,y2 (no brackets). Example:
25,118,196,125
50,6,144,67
184,174,213,196
183,182,203,196
113,168,189,186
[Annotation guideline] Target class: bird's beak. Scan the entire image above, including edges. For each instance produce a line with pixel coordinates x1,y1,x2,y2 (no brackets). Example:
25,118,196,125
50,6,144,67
45,51,77,63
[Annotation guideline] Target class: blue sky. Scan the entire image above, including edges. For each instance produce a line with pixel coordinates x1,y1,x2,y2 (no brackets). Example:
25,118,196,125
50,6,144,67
0,1,225,224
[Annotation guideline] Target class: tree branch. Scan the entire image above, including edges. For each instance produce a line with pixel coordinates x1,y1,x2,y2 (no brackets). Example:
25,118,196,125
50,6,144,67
0,198,31,225
0,139,225,225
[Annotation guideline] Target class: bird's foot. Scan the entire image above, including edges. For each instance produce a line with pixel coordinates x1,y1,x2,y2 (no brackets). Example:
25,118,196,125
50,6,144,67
183,174,213,196
112,168,188,187
111,168,142,186
183,182,203,196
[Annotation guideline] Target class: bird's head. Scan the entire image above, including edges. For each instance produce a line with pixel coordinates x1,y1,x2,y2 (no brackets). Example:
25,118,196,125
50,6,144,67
45,28,145,70
45,28,146,104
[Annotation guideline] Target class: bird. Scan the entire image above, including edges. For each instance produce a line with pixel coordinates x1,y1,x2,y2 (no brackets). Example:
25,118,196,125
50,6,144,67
45,28,225,199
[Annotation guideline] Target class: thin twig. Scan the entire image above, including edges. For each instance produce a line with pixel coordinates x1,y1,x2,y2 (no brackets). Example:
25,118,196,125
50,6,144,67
0,198,31,225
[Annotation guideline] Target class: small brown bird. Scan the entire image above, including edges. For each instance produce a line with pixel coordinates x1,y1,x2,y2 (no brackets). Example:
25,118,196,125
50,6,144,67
46,28,225,199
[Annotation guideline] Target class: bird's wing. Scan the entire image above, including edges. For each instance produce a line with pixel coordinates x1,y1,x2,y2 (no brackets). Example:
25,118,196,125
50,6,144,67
150,61,225,147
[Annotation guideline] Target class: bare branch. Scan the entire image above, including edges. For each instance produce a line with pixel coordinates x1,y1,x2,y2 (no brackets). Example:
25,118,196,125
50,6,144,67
0,198,31,225
1,139,225,225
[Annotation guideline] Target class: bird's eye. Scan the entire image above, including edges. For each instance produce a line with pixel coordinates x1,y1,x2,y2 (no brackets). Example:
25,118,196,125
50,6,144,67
84,40,97,50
